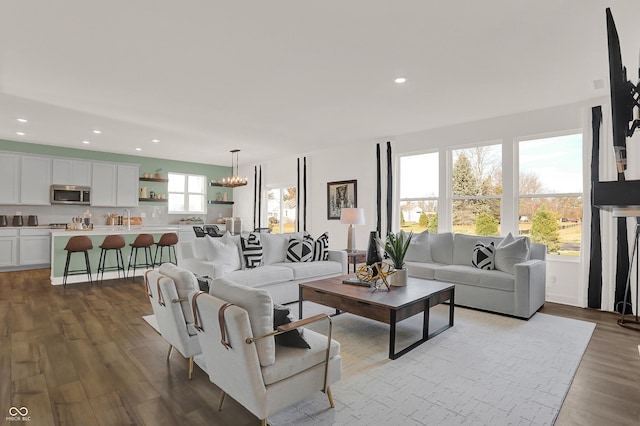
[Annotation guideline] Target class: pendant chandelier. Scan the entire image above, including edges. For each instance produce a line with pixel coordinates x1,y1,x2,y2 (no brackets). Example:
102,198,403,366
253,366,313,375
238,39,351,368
220,149,248,188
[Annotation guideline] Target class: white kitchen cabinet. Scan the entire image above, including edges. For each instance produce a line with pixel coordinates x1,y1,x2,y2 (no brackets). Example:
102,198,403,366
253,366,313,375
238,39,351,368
0,153,20,204
117,164,139,207
52,158,92,186
91,162,139,207
0,229,18,267
20,155,52,205
91,162,117,206
19,229,51,265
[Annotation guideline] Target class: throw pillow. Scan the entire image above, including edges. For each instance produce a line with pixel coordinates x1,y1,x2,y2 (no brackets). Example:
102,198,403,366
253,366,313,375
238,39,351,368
286,238,313,262
472,241,495,270
240,232,263,268
306,231,329,261
494,233,530,274
404,230,432,263
273,305,311,349
206,233,241,270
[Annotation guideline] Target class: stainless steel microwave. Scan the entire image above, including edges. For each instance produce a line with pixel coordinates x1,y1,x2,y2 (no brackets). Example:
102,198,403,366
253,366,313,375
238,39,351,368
50,185,91,205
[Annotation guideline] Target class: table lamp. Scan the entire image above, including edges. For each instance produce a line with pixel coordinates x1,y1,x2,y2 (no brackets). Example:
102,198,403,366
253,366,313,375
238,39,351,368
340,207,365,252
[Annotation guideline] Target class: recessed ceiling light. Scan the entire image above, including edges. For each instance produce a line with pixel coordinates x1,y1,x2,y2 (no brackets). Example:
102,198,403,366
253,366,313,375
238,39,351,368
152,139,160,143
82,140,90,144
17,118,27,123
135,147,142,151
93,130,101,134
15,131,25,136
394,77,407,84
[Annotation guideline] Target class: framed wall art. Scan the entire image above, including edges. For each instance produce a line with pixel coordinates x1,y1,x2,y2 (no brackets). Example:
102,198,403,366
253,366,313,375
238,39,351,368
327,179,357,220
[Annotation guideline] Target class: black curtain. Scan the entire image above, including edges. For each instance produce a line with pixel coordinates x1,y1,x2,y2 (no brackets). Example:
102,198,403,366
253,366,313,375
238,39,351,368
253,166,258,230
588,106,603,308
258,166,262,229
296,158,300,232
303,157,307,232
376,143,381,237
386,142,392,236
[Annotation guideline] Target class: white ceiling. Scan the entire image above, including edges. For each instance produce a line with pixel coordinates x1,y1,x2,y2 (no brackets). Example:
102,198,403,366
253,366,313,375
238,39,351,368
1,1,639,167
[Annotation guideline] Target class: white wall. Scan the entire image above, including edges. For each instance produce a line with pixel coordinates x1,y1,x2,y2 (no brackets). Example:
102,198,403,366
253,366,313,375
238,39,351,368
235,97,611,308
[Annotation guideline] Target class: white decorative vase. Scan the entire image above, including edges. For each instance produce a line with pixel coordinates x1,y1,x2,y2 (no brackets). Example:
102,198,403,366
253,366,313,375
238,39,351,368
391,268,408,287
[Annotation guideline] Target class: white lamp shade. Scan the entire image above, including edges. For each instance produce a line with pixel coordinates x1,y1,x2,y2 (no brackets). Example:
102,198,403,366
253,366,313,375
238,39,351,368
340,207,365,225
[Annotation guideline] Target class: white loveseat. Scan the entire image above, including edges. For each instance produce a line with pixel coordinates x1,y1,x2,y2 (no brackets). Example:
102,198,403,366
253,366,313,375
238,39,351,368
404,232,546,319
177,232,348,305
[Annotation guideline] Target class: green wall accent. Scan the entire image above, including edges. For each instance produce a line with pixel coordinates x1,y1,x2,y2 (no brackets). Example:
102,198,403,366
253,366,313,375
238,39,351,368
0,139,234,202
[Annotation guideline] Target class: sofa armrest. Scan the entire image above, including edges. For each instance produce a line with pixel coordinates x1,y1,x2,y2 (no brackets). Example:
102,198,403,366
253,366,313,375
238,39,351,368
514,259,546,318
328,250,348,275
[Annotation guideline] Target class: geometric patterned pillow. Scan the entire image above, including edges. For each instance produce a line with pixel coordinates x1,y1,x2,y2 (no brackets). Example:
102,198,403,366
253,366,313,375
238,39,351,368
472,241,495,270
309,232,329,261
286,238,313,262
240,232,263,268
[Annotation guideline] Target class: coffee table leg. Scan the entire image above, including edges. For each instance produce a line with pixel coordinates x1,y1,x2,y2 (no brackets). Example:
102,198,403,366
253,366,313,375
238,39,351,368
449,288,455,326
423,299,430,340
389,310,397,360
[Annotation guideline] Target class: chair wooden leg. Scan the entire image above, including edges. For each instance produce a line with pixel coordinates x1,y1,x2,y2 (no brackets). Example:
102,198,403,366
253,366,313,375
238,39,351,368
325,386,335,408
166,344,173,362
218,391,226,411
188,356,194,380
260,419,267,426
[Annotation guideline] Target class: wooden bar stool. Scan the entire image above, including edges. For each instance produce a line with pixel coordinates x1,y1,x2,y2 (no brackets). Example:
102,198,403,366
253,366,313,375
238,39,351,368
127,234,154,279
63,235,93,287
154,232,179,266
97,235,126,283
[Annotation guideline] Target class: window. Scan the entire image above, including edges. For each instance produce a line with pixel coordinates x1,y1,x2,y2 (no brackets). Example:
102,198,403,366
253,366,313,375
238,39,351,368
451,144,502,235
167,173,206,214
267,187,297,234
518,133,583,256
399,152,439,232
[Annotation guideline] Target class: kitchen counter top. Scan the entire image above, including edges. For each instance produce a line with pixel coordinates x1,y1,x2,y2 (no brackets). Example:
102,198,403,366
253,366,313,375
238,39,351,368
49,226,179,236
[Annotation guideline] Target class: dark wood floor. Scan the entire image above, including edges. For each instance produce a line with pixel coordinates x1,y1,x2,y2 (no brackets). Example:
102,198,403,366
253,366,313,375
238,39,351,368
1,269,639,425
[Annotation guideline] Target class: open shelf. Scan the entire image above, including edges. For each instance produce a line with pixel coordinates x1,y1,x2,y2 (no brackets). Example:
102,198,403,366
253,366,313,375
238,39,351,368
208,200,234,205
139,177,169,183
139,198,167,202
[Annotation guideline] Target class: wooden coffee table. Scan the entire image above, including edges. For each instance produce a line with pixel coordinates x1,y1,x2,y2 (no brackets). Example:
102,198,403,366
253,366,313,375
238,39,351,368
299,275,455,359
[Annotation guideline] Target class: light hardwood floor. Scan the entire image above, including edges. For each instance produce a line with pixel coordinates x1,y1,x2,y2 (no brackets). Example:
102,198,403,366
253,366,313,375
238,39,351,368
1,269,639,425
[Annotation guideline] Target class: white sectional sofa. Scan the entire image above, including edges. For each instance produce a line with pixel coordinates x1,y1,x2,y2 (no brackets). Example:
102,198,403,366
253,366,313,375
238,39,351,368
404,232,546,319
176,231,348,305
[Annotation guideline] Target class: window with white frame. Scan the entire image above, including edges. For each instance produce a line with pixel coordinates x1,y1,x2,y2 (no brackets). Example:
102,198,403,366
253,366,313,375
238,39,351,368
518,133,583,256
267,187,297,234
167,172,206,214
451,144,502,235
399,152,439,233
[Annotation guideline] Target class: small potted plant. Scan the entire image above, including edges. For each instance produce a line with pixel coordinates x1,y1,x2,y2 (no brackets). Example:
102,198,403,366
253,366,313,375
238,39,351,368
378,231,413,286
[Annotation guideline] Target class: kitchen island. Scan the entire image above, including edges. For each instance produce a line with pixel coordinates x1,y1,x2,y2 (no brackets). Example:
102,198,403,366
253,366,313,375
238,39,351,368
50,226,179,285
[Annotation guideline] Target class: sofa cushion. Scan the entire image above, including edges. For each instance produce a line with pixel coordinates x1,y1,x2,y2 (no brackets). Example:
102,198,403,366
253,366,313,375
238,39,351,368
429,232,454,264
495,233,530,274
194,237,211,260
273,304,310,349
276,260,343,280
404,230,432,263
286,238,314,262
472,241,495,270
310,232,330,261
240,232,264,268
261,233,290,265
224,265,294,288
406,261,449,280
209,278,275,367
206,233,241,270
434,265,515,292
158,263,200,335
452,234,503,266
262,328,340,386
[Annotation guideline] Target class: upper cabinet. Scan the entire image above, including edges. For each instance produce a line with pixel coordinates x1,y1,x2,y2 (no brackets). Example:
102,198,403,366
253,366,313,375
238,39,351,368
52,159,92,186
91,162,139,207
20,155,51,205
0,153,20,204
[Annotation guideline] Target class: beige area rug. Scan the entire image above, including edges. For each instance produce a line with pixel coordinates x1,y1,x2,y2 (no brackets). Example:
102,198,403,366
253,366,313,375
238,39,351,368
142,303,595,426
269,302,595,426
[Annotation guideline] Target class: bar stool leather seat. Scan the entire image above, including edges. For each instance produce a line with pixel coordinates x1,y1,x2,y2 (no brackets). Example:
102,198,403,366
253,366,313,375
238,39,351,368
127,233,155,279
154,232,179,266
63,235,93,287
97,235,126,282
